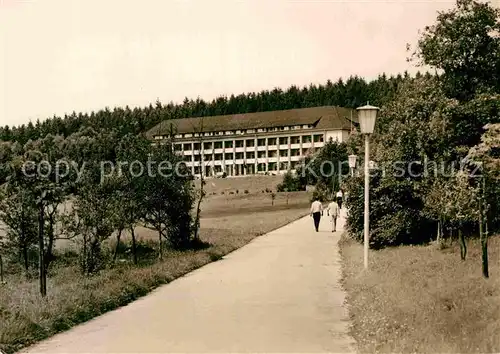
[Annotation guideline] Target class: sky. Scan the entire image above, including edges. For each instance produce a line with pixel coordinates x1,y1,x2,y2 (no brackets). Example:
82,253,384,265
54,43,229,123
0,0,467,127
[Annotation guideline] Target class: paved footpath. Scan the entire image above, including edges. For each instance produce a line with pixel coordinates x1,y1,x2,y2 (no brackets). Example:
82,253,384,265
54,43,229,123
21,211,355,354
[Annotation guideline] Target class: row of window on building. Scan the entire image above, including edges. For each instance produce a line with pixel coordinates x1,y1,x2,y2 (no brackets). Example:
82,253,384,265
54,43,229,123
182,148,317,162
189,161,301,175
173,134,324,152
170,124,316,140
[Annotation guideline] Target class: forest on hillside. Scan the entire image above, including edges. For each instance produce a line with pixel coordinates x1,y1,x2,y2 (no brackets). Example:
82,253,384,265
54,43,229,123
0,72,428,145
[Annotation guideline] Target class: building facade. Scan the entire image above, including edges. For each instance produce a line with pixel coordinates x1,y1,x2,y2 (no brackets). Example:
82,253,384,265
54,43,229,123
147,106,357,178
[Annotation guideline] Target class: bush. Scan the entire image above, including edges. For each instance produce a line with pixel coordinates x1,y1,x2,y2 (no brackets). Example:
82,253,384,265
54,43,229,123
166,207,193,250
277,171,302,192
371,209,432,249
236,189,239,194
133,240,158,260
344,171,434,249
244,190,249,194
310,182,329,202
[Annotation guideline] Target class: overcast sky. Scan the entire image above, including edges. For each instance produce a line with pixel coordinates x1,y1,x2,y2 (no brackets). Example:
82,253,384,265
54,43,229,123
0,0,463,127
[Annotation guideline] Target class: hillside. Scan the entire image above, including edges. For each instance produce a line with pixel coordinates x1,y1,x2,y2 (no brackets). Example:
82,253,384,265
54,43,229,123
0,74,416,145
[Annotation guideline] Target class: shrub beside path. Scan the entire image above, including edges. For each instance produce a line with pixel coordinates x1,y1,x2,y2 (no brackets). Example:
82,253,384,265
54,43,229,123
20,211,354,353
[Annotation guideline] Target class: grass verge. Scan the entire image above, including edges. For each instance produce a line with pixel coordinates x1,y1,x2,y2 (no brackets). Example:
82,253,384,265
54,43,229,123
339,233,500,353
0,207,308,354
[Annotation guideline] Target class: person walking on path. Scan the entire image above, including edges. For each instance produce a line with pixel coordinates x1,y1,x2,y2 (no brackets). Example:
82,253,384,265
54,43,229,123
326,199,340,232
310,198,323,232
336,190,343,209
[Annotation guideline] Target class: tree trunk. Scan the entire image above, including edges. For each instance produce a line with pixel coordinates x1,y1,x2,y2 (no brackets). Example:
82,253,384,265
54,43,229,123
22,244,29,273
458,229,467,261
193,171,205,242
194,200,202,241
436,219,441,244
158,228,163,260
130,227,138,265
0,254,4,284
20,208,28,273
481,232,489,278
481,177,489,278
88,237,101,273
44,213,55,275
82,233,87,274
113,229,123,262
20,222,30,272
193,123,205,243
38,204,47,297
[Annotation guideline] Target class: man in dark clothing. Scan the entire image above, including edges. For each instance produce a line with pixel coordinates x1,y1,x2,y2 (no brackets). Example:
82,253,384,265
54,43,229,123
310,198,323,232
336,190,343,209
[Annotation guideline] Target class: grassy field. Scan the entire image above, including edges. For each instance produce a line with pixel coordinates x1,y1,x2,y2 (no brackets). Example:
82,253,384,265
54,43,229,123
0,190,311,354
339,233,500,353
199,190,310,218
196,175,283,195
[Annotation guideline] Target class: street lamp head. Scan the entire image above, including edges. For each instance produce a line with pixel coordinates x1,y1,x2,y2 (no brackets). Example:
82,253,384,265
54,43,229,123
356,104,379,134
348,154,357,169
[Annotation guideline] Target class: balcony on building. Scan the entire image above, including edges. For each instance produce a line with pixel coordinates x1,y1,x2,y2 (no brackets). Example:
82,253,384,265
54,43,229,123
235,152,244,164
267,162,278,172
279,149,288,158
313,134,324,143
290,136,301,148
267,137,277,150
279,161,289,170
279,136,289,149
245,139,255,148
235,139,245,152
213,142,223,153
257,138,266,151
301,140,312,148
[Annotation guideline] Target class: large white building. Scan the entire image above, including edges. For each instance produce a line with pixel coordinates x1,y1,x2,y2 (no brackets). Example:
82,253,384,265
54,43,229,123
147,106,357,178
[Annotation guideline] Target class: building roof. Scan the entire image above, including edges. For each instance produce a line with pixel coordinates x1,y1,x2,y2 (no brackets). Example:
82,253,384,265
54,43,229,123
146,106,357,138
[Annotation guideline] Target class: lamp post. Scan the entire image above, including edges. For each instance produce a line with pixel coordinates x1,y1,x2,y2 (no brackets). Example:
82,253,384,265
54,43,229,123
356,104,379,269
348,154,357,177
